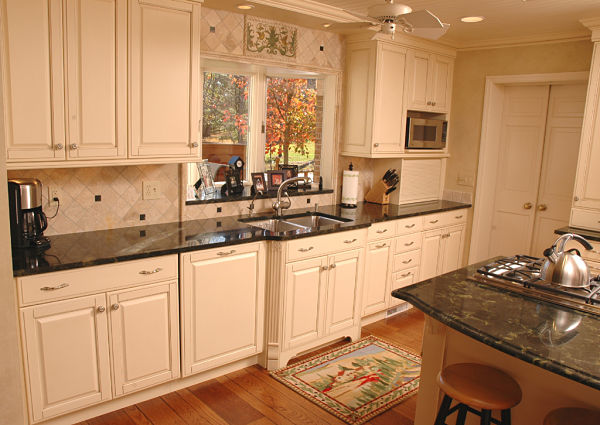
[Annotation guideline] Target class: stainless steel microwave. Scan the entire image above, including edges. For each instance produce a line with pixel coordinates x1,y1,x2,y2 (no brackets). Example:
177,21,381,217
405,117,447,149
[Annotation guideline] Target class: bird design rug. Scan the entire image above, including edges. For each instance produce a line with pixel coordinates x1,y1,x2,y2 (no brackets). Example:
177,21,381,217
270,336,421,424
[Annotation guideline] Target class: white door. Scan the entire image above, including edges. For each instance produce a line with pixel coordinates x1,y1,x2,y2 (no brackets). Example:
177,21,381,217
129,0,201,158
405,50,431,111
420,229,443,281
109,281,180,396
1,0,66,161
64,0,127,159
430,55,453,113
283,256,327,349
325,249,363,335
21,294,111,421
488,85,550,257
181,244,265,376
530,84,587,256
362,240,392,317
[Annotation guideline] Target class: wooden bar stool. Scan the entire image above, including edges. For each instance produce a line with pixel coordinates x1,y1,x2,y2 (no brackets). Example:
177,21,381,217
434,363,522,425
544,407,600,425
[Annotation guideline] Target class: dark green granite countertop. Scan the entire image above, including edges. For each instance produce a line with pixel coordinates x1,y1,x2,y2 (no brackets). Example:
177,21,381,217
555,226,600,243
392,261,600,390
13,200,469,277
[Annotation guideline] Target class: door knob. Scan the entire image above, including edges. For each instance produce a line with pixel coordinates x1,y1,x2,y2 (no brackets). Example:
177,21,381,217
523,202,533,210
537,204,548,211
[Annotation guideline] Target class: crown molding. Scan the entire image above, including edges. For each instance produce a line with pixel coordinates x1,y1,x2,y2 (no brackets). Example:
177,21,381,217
249,0,359,23
581,17,600,42
451,31,591,51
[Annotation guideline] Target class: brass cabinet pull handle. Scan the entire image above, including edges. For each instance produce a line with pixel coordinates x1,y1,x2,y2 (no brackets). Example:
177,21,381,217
375,243,387,249
523,202,533,210
404,241,414,246
344,238,357,244
405,224,415,228
40,283,69,291
402,259,412,264
429,219,439,224
330,263,336,269
299,246,314,252
139,267,163,275
400,272,412,278
216,250,236,256
321,265,329,271
374,143,380,147
376,229,388,234
455,215,463,219
537,204,547,211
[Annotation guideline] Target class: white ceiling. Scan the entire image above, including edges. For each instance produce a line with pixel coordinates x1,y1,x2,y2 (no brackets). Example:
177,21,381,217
314,0,600,48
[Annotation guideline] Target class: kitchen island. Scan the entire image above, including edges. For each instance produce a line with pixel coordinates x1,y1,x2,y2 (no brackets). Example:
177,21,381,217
393,261,600,425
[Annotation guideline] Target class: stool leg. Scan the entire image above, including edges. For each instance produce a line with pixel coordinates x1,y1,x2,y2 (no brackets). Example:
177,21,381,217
434,394,453,425
480,409,492,425
456,404,468,425
500,409,511,425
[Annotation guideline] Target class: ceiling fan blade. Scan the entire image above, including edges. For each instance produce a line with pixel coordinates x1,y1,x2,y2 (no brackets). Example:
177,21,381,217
405,23,450,40
399,9,444,29
328,21,381,31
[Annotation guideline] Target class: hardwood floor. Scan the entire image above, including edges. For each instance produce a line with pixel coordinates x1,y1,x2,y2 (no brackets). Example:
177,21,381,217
82,309,425,425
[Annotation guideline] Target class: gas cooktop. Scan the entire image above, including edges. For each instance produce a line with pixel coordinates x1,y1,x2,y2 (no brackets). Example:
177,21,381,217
470,255,600,316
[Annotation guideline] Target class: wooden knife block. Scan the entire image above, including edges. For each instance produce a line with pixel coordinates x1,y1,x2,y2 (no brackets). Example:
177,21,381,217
365,180,390,205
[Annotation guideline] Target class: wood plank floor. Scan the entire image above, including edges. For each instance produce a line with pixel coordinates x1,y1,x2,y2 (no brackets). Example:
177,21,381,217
82,309,425,425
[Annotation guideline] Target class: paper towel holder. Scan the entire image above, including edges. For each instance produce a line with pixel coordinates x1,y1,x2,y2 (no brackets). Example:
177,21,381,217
341,163,359,209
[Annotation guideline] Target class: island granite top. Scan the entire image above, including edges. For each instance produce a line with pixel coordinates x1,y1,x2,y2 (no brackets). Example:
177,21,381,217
13,200,469,277
392,261,600,391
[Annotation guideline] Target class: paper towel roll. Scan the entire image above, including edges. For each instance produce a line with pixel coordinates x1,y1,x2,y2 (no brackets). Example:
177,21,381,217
341,170,359,207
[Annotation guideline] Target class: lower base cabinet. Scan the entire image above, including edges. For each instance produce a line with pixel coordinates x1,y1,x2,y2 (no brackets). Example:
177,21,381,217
180,242,266,376
420,224,465,281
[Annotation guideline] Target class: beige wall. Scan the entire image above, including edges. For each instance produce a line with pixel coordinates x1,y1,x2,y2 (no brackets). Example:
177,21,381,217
446,40,594,259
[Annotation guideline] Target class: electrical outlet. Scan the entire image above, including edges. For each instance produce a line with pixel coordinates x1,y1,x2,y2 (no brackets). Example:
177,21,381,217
142,180,161,200
457,172,474,187
48,187,60,206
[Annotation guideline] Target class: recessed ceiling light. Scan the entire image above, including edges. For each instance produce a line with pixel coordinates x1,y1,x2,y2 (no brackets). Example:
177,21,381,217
322,23,332,28
460,16,484,23
237,4,254,10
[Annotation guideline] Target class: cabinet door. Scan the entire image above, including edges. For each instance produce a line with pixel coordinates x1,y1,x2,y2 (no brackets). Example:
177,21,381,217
181,243,265,376
430,55,453,113
440,225,465,275
405,49,431,111
1,0,66,161
64,0,126,159
109,281,179,396
325,249,363,335
362,240,392,317
21,294,111,422
129,0,201,158
372,43,407,153
420,228,443,281
284,256,328,349
389,267,419,307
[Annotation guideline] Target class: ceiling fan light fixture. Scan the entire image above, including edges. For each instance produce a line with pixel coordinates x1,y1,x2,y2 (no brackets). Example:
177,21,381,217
368,1,412,21
460,16,484,23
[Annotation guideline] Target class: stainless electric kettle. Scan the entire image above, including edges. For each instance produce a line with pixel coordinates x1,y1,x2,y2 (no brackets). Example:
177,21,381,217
541,233,593,288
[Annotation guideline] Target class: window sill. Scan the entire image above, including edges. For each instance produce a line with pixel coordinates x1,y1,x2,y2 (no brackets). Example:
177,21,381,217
185,187,333,206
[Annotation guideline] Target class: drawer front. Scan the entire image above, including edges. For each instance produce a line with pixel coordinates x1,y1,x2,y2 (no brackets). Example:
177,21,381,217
18,255,178,306
395,233,422,253
571,208,600,232
423,210,468,230
393,250,421,272
396,216,423,235
368,221,396,240
390,267,419,307
287,229,366,262
447,209,468,226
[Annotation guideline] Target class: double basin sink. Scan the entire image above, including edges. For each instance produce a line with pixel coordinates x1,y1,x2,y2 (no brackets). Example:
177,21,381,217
239,212,352,235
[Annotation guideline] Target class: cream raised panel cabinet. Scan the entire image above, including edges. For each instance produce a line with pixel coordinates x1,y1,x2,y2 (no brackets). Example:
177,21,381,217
17,255,179,423
405,49,454,114
420,212,467,281
1,0,127,164
180,242,266,376
129,0,201,158
362,239,393,316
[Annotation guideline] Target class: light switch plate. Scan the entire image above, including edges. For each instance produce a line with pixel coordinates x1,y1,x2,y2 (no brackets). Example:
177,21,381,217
143,180,161,200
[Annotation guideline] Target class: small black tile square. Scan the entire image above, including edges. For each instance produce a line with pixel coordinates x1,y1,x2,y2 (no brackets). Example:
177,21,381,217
319,45,324,52
209,26,216,33
306,198,311,204
139,230,146,237
95,195,101,202
217,207,222,213
216,221,221,227
139,214,146,221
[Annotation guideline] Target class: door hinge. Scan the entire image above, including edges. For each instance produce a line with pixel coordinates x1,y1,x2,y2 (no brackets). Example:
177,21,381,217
261,122,265,134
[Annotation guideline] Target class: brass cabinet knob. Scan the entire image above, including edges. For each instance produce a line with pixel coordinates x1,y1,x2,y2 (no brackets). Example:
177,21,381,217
97,306,105,313
537,204,548,211
523,202,533,210
191,142,199,148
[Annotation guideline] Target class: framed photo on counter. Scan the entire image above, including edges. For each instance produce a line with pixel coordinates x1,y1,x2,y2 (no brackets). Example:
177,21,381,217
267,170,285,191
251,172,266,192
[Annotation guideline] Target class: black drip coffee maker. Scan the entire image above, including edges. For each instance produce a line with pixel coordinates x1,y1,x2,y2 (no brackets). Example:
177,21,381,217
8,178,50,249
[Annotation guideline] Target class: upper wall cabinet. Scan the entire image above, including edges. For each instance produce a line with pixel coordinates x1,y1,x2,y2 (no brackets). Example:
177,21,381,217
129,0,201,158
404,50,454,114
342,40,407,158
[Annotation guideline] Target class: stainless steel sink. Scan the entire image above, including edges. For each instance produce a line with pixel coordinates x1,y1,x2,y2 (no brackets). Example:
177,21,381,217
239,213,351,234
243,218,307,233
284,214,348,228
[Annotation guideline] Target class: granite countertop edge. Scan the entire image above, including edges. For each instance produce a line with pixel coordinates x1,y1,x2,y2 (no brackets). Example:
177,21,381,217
13,200,471,277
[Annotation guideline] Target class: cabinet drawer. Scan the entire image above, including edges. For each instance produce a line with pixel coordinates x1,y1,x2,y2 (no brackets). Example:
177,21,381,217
447,209,468,226
393,250,421,272
368,221,396,240
395,233,422,253
392,267,419,288
571,208,600,232
396,216,422,235
583,241,600,263
17,255,178,306
423,209,468,230
287,229,366,262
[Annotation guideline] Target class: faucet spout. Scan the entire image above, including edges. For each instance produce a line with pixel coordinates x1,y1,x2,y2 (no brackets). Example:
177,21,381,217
272,176,311,217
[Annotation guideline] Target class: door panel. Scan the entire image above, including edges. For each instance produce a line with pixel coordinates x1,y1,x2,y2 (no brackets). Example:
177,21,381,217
362,241,391,316
531,84,586,256
420,229,442,281
326,250,362,334
489,85,549,257
431,55,452,113
406,50,430,110
441,225,464,274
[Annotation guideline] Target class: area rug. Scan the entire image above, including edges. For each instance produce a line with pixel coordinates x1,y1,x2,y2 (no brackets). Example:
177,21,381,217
270,336,421,425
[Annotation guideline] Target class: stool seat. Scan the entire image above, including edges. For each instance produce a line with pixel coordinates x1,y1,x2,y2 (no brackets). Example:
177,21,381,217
437,363,522,411
544,407,600,425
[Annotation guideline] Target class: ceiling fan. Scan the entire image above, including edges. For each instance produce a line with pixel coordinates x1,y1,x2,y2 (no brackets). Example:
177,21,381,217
333,0,450,40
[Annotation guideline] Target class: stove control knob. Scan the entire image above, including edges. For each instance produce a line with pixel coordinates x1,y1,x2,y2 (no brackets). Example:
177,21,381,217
523,202,533,210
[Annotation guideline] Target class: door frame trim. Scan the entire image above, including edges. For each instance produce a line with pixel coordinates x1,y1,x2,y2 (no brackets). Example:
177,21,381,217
469,72,589,264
